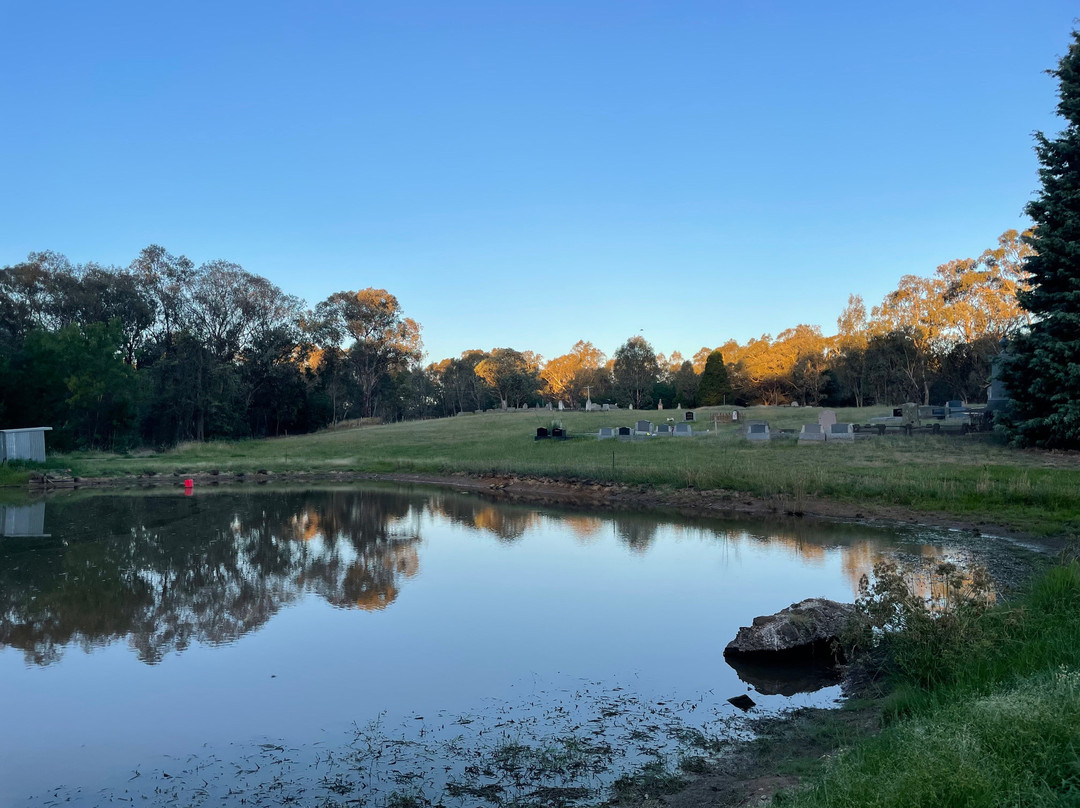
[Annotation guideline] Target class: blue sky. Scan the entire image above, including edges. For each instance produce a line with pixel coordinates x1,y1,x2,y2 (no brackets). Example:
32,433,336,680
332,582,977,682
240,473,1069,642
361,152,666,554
1,1,1074,363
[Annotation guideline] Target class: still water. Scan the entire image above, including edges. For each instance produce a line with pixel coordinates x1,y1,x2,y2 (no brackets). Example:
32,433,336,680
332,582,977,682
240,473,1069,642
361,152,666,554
0,485,1032,806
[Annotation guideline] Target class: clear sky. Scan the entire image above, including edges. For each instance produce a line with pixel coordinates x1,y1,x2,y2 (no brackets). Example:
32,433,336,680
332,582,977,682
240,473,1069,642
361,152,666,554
1,1,1074,364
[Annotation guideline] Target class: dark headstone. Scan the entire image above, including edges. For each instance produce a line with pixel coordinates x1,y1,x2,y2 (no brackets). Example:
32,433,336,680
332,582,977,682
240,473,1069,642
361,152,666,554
535,427,549,440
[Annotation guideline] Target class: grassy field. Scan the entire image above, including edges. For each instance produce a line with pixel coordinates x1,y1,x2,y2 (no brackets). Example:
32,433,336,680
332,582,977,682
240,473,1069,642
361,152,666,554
11,405,1080,537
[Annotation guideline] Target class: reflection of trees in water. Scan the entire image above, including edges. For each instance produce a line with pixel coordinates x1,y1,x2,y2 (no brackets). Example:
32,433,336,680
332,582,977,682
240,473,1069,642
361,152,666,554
0,488,1000,667
426,494,541,542
0,490,421,665
561,515,604,543
613,517,659,554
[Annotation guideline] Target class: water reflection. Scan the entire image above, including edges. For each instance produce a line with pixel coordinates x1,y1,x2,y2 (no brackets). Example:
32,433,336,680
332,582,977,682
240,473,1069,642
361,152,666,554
0,502,48,537
0,489,421,665
0,486,993,669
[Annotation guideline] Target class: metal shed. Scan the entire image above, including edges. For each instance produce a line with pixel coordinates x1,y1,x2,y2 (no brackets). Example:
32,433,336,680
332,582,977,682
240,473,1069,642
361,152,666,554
0,427,53,463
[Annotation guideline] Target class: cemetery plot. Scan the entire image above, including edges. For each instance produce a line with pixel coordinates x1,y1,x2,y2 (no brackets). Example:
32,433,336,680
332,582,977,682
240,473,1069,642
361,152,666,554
798,423,826,444
746,422,770,442
827,423,855,441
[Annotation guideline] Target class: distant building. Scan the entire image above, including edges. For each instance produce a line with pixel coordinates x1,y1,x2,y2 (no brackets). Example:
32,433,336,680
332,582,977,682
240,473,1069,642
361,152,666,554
0,427,53,463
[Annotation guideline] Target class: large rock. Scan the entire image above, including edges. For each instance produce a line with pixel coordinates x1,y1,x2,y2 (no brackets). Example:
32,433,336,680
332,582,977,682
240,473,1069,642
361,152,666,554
724,598,856,660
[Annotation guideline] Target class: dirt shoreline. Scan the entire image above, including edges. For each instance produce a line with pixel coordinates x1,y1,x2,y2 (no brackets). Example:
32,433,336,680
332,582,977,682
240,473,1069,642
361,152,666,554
25,466,1064,551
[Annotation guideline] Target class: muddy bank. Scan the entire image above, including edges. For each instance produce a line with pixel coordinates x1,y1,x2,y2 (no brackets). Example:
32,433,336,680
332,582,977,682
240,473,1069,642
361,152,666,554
26,467,1068,554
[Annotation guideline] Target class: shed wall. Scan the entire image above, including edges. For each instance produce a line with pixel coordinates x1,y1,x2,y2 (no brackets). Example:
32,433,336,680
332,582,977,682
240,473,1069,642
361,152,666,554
0,430,48,462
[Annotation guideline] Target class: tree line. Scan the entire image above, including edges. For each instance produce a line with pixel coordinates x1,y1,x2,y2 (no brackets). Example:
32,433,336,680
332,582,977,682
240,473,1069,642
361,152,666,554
0,229,1033,450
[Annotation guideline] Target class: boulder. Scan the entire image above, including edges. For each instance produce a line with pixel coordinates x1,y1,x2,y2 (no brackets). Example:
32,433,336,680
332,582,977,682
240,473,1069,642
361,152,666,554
724,598,856,660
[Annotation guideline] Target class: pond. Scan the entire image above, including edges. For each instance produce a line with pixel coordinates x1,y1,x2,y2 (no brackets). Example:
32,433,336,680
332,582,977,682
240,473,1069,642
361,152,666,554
0,485,1037,806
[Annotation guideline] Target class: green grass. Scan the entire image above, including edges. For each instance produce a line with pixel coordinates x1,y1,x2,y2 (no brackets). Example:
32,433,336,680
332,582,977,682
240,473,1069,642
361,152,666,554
16,405,1080,536
774,562,1080,807
0,457,70,488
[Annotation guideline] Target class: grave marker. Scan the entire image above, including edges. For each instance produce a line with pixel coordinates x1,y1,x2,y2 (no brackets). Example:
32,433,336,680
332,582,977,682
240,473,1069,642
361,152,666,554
798,423,826,444
746,422,770,442
818,409,837,430
827,423,855,442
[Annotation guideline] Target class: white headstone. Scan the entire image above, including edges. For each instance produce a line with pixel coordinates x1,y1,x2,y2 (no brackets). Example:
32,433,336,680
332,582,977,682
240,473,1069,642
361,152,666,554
558,401,564,411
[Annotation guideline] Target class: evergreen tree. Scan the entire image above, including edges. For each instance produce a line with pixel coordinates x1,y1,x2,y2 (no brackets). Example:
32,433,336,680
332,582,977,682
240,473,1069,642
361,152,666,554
1001,30,1080,448
697,350,732,405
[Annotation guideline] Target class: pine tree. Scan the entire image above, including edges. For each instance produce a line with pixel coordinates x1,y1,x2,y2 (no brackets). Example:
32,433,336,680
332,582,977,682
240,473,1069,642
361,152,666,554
697,350,732,406
1001,30,1080,448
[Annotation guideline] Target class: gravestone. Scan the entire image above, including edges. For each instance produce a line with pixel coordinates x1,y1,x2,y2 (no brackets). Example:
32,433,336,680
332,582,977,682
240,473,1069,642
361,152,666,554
598,427,616,440
827,423,855,442
746,422,770,442
602,403,610,411
685,411,695,421
731,410,739,422
674,423,693,437
558,401,564,411
552,427,566,439
521,403,528,410
635,420,654,435
617,426,632,440
798,423,826,444
658,400,664,410
817,409,837,431
535,427,550,440
655,423,672,436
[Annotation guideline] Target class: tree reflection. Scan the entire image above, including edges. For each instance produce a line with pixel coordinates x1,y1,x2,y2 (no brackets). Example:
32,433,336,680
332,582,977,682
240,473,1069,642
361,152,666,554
0,488,1001,667
0,489,422,665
